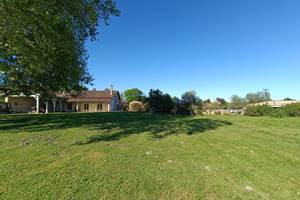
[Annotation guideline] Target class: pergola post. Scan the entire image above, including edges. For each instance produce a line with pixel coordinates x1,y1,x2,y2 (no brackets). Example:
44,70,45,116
45,102,49,114
30,94,40,114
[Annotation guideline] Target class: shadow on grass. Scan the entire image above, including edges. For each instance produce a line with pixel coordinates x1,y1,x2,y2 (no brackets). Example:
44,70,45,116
0,112,232,142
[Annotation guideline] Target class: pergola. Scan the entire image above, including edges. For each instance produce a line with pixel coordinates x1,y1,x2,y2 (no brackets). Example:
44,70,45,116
30,94,42,114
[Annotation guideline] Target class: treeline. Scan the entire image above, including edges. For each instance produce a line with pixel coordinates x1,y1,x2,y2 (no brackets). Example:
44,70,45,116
122,88,300,117
230,89,271,108
123,89,203,115
122,88,274,113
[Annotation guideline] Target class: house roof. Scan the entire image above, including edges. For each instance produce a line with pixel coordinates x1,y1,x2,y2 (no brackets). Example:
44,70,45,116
56,90,121,103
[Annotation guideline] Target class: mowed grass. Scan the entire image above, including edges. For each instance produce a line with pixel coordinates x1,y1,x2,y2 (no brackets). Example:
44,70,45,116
0,113,299,200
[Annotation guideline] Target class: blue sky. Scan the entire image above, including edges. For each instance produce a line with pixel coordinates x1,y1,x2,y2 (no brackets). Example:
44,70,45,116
86,0,300,100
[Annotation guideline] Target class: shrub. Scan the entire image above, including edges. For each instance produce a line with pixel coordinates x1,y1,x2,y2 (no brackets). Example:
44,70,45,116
128,101,144,112
268,109,288,118
191,105,203,116
174,100,191,115
244,104,300,118
283,103,300,117
244,105,272,117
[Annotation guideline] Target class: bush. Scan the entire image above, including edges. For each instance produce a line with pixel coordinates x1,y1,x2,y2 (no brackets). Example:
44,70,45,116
244,103,300,117
174,100,191,115
191,105,203,116
268,109,288,118
244,105,273,117
128,101,144,112
283,103,300,117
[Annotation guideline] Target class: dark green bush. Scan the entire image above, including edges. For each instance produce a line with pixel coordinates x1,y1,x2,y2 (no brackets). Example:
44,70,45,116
174,100,191,115
148,89,175,114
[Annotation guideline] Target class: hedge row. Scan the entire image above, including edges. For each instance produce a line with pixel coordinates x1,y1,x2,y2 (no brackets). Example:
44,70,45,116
245,103,300,117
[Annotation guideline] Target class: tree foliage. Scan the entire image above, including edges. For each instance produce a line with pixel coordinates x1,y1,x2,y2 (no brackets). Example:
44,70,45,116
176,91,202,115
124,88,144,103
245,89,271,104
181,90,198,105
230,95,247,108
0,0,119,96
283,97,295,101
216,97,226,105
148,89,174,113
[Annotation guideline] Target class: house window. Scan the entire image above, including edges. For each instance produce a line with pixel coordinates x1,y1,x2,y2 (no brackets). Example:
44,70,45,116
97,104,102,110
84,104,89,110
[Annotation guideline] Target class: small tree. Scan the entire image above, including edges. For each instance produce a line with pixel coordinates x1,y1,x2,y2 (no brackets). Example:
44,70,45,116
181,90,199,105
148,89,174,113
246,89,271,104
230,95,247,108
124,88,144,103
216,98,226,105
174,100,191,115
176,91,202,115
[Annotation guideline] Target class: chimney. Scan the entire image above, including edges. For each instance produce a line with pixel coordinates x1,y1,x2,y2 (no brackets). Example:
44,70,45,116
109,85,113,95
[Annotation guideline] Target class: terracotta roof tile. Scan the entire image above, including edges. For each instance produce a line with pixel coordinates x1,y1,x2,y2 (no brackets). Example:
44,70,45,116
56,90,120,102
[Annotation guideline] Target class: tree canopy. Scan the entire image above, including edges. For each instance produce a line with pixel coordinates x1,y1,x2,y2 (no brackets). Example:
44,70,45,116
245,89,271,104
148,89,174,113
0,0,119,97
230,95,247,108
124,88,144,103
181,90,202,106
216,97,226,105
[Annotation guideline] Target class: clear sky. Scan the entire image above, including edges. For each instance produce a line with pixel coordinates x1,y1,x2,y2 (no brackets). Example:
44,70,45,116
86,0,300,101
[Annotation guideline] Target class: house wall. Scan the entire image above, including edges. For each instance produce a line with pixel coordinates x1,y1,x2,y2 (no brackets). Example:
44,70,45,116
6,97,35,113
73,103,110,112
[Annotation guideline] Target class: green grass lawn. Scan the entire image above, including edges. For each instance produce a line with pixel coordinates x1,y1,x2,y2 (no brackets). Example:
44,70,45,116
0,113,299,200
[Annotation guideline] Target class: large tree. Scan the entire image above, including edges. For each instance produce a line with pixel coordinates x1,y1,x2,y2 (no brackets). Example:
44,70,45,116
0,0,119,97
